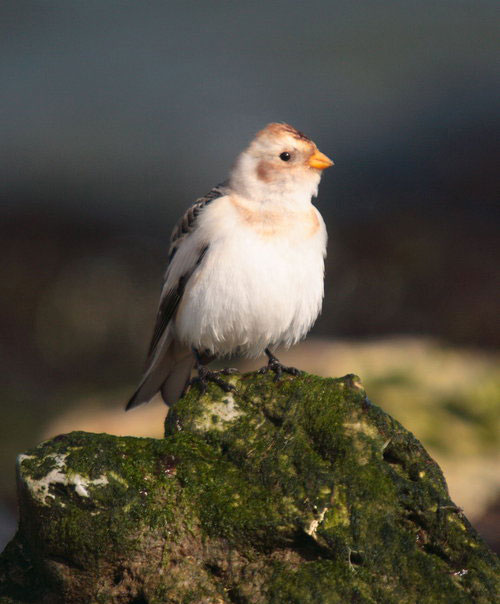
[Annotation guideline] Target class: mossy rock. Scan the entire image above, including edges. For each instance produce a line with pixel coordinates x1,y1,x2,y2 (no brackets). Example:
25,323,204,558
0,372,498,603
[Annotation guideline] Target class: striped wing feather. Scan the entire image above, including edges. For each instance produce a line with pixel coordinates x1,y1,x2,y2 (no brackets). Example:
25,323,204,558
146,182,227,358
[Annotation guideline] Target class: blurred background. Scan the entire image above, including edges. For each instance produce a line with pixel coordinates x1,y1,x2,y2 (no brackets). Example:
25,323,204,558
1,1,499,552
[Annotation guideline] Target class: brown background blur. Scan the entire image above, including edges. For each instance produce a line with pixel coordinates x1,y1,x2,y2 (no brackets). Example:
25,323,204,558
1,1,499,551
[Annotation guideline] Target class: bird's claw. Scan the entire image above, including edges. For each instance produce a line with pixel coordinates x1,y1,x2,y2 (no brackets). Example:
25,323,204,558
258,357,302,382
189,367,239,395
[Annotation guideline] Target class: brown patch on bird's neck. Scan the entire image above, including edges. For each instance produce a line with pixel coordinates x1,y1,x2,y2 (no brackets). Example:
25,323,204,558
310,208,320,234
229,196,321,238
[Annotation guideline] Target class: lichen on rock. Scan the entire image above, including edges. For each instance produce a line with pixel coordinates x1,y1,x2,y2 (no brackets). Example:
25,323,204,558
1,372,498,603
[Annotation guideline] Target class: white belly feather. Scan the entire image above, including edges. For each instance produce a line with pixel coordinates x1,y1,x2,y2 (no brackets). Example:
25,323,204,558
175,195,327,357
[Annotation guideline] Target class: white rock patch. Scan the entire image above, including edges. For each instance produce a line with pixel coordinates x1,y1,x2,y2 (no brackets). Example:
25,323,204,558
305,506,328,538
17,452,109,506
194,392,244,432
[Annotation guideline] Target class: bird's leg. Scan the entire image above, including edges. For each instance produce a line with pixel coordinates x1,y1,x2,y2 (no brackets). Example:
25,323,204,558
258,348,302,382
188,348,239,395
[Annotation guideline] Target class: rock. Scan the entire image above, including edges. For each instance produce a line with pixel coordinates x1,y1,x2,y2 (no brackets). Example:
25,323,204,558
1,372,498,603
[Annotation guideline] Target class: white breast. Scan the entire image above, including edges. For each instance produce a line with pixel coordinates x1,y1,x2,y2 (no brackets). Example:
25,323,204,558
175,195,327,357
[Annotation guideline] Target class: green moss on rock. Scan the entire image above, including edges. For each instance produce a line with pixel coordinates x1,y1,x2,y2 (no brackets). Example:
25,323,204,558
1,372,498,603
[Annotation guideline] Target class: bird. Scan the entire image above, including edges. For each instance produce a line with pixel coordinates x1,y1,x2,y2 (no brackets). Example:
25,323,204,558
126,123,333,410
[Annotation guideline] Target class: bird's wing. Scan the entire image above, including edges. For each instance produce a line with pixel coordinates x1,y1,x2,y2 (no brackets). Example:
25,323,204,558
126,185,227,410
126,182,228,410
167,181,228,263
146,181,228,359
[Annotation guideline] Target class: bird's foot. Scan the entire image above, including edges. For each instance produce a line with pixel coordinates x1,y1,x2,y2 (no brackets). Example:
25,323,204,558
189,367,239,395
258,349,302,382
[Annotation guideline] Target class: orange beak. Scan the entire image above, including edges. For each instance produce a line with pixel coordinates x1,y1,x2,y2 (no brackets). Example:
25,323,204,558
308,149,334,170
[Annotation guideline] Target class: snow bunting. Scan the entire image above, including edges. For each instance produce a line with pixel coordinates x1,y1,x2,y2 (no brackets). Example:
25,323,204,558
127,123,333,410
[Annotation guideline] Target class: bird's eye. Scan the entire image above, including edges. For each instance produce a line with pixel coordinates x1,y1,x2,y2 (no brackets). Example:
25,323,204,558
279,152,291,162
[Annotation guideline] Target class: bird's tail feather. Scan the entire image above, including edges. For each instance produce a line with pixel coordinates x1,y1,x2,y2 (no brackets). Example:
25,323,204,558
126,337,193,410
161,355,194,405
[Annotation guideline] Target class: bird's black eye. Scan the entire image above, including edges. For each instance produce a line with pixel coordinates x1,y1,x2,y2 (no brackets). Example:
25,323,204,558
279,151,291,162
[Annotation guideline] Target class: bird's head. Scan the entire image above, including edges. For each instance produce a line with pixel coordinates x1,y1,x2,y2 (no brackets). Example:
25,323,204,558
229,123,333,205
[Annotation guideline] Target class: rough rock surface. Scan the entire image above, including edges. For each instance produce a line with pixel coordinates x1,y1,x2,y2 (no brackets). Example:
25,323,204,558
0,372,498,603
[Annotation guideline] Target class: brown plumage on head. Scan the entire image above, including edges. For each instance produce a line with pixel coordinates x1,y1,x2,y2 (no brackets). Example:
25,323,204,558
257,122,312,143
